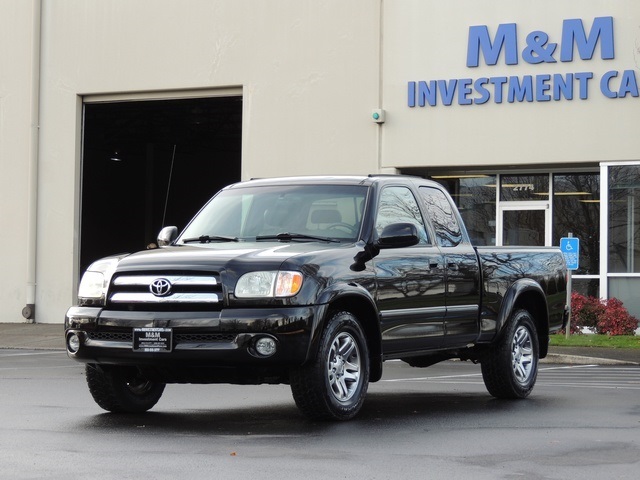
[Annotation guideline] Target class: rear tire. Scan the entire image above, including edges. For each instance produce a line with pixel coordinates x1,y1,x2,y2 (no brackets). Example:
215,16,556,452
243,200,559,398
290,311,370,421
481,309,539,399
85,364,165,413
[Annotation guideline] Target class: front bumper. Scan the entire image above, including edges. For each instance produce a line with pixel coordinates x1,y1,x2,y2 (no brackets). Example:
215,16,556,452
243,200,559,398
65,305,322,368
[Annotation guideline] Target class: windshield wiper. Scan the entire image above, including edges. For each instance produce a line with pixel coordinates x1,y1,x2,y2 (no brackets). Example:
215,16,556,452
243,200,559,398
182,235,239,243
256,232,340,243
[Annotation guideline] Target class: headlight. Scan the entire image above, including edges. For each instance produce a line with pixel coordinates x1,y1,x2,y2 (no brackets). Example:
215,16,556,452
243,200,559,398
235,271,303,298
77,257,121,306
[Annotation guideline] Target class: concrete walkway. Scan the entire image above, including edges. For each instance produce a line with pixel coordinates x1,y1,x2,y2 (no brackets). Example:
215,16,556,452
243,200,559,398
0,323,638,365
0,322,64,350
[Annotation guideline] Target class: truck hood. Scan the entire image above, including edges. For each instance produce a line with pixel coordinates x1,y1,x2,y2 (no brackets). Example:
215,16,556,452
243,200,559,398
113,241,351,273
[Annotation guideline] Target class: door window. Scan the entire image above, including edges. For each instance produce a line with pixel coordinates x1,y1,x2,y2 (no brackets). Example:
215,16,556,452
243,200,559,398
375,186,429,244
498,174,550,247
502,209,546,246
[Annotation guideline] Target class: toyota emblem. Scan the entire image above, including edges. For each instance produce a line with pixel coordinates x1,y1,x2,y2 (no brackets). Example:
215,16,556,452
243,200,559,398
149,278,172,297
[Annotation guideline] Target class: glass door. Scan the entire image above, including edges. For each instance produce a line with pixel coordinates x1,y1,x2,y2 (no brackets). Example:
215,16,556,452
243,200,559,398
498,204,550,246
496,174,551,247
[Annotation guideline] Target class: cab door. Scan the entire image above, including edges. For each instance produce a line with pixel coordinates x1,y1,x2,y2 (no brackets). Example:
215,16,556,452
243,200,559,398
419,186,481,346
373,185,447,354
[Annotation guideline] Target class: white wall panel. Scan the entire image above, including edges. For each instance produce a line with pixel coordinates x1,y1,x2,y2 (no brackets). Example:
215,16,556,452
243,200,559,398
0,1,38,322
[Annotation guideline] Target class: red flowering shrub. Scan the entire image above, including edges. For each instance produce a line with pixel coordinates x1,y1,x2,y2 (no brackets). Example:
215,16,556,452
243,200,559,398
570,293,639,336
571,293,604,330
598,298,639,336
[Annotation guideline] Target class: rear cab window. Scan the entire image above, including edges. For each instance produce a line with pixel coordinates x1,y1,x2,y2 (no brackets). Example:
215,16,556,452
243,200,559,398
419,186,463,247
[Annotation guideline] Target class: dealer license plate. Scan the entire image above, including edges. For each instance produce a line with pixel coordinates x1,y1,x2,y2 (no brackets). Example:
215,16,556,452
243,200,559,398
133,327,172,352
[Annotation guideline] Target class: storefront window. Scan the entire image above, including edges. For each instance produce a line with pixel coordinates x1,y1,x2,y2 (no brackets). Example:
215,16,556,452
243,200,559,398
500,174,549,201
608,165,640,273
609,278,640,323
572,278,600,298
429,169,605,304
552,173,600,277
431,175,496,245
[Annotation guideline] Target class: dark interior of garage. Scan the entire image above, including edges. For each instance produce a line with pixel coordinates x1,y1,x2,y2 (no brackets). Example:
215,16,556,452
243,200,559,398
80,96,242,274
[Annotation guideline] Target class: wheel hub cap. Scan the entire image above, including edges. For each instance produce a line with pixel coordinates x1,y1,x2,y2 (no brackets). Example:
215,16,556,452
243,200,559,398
327,332,361,402
511,325,534,385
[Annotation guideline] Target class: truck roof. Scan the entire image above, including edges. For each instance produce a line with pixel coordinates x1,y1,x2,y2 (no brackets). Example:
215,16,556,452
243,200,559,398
225,174,433,189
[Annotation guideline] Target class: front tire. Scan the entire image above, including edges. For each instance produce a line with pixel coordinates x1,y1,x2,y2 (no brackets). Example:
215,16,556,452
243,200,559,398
85,364,165,413
290,311,370,421
481,309,539,399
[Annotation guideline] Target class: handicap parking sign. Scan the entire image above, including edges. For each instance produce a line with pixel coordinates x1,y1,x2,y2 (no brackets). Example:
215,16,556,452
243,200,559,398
560,237,580,271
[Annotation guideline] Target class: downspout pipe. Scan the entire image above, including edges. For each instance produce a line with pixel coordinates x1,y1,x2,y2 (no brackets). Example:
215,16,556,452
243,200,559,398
23,0,42,322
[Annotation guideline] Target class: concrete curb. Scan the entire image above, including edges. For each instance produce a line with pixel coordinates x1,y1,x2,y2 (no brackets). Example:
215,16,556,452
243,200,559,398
543,353,638,366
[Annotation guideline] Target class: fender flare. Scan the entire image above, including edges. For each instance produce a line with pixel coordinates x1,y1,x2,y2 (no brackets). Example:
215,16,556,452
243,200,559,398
495,278,549,349
306,282,383,381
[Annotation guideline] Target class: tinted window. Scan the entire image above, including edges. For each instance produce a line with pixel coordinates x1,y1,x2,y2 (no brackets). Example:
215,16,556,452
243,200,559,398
375,186,429,244
420,186,463,247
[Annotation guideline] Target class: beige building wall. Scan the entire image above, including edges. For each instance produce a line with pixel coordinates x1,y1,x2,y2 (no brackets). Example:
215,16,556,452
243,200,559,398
0,1,39,323
382,0,640,169
1,1,639,324
2,0,382,324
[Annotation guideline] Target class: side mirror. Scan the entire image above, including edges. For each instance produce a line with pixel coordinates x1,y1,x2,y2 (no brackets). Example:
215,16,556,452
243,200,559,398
157,226,178,247
378,222,420,248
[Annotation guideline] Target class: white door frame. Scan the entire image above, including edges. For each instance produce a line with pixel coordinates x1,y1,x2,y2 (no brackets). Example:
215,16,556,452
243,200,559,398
497,201,551,247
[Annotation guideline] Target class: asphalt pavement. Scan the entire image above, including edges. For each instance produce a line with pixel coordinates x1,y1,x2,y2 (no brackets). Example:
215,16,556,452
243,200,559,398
0,322,638,365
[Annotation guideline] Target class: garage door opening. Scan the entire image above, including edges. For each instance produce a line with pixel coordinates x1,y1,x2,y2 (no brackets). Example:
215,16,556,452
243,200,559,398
80,95,242,274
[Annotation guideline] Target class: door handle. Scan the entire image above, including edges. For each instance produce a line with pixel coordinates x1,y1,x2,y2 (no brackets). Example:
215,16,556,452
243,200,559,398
447,263,459,271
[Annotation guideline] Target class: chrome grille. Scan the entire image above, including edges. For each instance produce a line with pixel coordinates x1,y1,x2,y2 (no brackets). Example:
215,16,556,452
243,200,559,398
107,272,222,311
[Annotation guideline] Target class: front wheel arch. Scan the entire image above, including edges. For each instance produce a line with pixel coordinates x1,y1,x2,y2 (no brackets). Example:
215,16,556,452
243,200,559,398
290,310,370,420
311,287,382,382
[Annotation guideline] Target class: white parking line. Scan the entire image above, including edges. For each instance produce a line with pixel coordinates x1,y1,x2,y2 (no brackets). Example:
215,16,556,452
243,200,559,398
383,365,600,383
382,365,640,391
538,383,640,390
0,350,65,357
383,372,483,382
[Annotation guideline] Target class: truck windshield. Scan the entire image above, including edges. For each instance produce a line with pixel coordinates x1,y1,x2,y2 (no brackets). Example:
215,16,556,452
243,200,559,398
179,184,368,243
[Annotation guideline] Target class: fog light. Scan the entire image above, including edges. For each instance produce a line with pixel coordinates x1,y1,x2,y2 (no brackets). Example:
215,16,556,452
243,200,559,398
68,333,80,353
255,337,277,357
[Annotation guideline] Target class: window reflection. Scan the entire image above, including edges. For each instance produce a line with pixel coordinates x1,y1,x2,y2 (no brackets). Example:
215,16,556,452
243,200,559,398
376,186,429,244
419,187,463,247
572,278,600,298
503,210,545,246
431,175,496,246
500,174,549,201
608,166,640,273
552,173,600,279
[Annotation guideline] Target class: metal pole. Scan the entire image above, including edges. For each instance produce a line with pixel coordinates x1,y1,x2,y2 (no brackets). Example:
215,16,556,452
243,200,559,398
24,0,43,322
565,232,573,338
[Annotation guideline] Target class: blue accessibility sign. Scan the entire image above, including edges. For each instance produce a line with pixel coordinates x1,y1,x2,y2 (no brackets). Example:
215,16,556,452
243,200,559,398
560,237,580,270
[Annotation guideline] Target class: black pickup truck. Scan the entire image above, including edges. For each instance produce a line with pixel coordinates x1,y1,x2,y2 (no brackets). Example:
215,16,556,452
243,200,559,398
65,175,568,420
